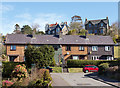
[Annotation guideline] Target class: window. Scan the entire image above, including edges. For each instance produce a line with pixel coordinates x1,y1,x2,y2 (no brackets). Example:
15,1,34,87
56,28,60,33
89,23,91,27
66,46,71,51
94,29,97,34
88,30,93,34
24,57,26,61
48,31,50,34
101,23,103,27
10,45,16,50
79,46,84,51
92,46,98,51
95,24,97,27
92,56,99,60
52,31,55,34
25,45,27,49
100,29,103,34
105,46,111,51
73,56,79,60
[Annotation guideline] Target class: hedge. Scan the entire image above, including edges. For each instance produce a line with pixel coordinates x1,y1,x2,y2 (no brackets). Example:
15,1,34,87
67,60,118,68
2,62,25,78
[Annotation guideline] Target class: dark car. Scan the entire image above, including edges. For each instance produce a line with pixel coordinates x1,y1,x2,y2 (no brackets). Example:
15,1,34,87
83,65,99,73
42,66,53,72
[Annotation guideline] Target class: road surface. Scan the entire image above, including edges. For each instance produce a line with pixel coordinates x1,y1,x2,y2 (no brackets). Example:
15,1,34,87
51,73,116,88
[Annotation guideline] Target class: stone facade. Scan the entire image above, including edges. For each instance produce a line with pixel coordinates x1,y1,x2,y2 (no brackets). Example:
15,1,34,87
85,17,109,35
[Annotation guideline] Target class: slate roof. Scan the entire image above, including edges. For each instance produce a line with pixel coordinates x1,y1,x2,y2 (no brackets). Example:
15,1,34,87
85,19,108,25
5,34,114,45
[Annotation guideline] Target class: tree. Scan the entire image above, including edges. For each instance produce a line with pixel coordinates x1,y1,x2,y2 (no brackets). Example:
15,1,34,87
13,24,21,34
21,25,33,34
69,15,83,33
36,31,45,35
15,24,20,30
68,29,77,35
25,45,55,68
78,29,87,36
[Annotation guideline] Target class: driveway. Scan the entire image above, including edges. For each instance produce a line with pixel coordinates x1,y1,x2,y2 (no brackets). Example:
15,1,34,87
51,73,116,88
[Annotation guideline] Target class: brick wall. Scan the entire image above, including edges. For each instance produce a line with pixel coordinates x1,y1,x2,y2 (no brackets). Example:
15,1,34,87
62,45,88,60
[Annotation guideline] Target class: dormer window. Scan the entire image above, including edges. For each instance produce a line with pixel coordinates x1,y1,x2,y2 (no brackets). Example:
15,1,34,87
89,23,91,27
56,28,60,33
101,23,103,27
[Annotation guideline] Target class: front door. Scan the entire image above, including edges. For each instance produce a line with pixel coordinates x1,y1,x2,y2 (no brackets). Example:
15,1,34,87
9,56,17,61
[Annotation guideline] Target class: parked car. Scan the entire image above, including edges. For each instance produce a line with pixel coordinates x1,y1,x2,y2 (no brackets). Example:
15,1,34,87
83,65,99,73
42,66,53,72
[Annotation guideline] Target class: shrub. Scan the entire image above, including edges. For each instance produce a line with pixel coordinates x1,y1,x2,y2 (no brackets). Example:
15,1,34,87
98,63,109,75
67,60,117,68
11,64,28,81
28,69,52,87
2,80,14,87
2,62,25,78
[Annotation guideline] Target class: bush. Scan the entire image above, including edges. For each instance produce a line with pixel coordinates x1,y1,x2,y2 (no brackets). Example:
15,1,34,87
11,64,28,81
2,62,25,78
98,63,109,75
67,60,117,68
2,80,14,87
28,69,52,87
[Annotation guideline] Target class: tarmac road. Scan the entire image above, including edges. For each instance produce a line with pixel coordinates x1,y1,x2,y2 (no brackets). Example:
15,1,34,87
51,73,116,88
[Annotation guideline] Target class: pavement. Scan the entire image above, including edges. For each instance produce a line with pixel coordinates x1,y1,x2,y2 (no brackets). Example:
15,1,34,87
51,73,117,88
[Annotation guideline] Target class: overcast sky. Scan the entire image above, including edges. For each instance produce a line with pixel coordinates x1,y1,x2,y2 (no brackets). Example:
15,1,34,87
0,2,118,35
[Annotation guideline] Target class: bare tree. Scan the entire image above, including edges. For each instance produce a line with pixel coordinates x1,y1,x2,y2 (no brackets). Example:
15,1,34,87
69,15,83,33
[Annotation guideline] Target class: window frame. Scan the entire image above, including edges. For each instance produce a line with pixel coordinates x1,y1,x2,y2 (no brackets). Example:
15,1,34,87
91,56,99,60
92,46,98,51
10,45,16,51
105,46,111,51
66,46,71,51
73,56,79,60
79,46,84,51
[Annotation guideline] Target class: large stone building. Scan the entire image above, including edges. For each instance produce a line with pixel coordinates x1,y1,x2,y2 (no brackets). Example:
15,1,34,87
85,17,110,35
5,34,114,63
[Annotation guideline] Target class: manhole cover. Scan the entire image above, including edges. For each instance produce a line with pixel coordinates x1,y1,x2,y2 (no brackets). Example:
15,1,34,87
77,83,91,85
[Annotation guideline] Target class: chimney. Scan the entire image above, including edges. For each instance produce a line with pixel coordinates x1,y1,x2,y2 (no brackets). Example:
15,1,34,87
59,31,63,38
85,18,87,22
56,22,57,25
65,22,67,25
85,30,88,39
106,16,108,21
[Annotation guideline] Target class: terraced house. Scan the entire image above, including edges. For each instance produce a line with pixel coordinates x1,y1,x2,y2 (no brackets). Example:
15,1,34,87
5,34,114,63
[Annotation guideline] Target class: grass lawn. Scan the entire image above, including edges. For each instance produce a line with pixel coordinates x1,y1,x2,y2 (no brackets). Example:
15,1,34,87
68,68,83,73
114,46,120,58
51,67,62,73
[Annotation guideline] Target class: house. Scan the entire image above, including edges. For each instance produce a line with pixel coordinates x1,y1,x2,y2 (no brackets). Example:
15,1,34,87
45,22,69,35
85,17,109,35
5,34,114,63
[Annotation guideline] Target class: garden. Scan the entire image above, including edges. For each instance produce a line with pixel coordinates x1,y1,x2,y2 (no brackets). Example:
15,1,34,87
2,45,55,87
